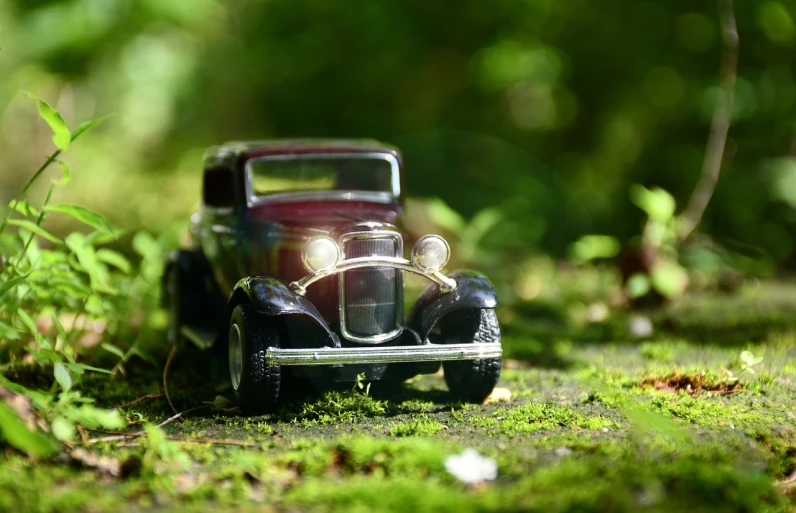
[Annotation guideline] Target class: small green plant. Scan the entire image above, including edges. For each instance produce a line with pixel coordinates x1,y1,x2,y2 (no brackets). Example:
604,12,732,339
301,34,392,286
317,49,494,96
0,92,157,456
739,350,764,375
354,372,371,396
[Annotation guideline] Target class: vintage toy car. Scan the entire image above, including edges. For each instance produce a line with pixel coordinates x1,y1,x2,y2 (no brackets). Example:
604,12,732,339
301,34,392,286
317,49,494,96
164,140,502,413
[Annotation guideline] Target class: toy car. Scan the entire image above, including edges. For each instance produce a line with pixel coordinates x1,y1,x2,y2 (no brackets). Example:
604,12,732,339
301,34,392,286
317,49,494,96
164,140,502,413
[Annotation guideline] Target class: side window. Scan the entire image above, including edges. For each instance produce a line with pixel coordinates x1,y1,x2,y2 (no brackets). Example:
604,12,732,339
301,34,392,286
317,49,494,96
203,168,235,208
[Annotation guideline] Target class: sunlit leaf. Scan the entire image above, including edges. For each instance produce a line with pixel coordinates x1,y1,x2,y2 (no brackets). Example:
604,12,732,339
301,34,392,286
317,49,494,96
0,403,60,458
10,200,39,218
22,91,70,151
650,260,688,299
70,115,110,143
7,220,62,245
67,363,113,375
73,406,126,430
65,233,109,289
44,205,114,236
54,160,71,187
569,234,621,263
0,274,29,300
16,308,38,337
629,184,676,223
54,363,72,392
96,249,132,274
101,343,126,360
626,273,651,298
427,198,466,233
53,315,67,350
51,417,75,442
132,231,159,258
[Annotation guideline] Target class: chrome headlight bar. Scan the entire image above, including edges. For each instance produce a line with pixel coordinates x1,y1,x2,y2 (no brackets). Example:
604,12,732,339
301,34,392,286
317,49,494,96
289,231,457,296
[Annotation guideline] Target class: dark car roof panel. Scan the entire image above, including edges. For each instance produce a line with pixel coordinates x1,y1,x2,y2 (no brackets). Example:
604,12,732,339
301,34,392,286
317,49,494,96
204,139,401,166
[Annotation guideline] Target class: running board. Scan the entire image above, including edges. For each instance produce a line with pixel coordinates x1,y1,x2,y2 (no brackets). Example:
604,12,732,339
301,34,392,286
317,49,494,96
264,343,502,366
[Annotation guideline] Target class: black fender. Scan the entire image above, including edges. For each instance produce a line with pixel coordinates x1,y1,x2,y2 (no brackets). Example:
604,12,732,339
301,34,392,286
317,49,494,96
230,276,340,348
408,270,499,341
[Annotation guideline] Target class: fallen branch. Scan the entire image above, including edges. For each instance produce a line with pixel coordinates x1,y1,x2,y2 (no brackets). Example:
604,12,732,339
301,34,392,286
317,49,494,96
113,392,163,410
677,0,738,242
118,436,258,448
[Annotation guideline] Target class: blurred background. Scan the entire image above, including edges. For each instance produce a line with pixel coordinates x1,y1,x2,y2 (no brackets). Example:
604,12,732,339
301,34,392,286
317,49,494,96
2,0,796,307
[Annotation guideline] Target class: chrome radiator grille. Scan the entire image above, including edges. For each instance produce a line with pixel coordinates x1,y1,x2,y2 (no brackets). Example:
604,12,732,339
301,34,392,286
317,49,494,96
340,234,403,342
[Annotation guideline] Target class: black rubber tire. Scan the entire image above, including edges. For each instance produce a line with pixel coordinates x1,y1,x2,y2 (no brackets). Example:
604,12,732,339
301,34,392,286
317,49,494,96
229,303,282,415
165,251,212,348
441,308,502,403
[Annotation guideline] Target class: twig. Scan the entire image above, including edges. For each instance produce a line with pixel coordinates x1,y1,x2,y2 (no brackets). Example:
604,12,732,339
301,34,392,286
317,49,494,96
113,392,163,409
76,424,90,446
155,405,208,428
778,470,796,488
163,343,178,415
677,0,738,243
85,405,208,445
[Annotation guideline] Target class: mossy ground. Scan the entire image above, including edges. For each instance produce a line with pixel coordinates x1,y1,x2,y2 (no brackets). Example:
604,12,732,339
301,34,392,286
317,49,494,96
2,281,796,512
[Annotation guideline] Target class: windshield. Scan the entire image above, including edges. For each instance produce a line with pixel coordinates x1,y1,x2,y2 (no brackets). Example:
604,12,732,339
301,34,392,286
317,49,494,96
246,152,400,202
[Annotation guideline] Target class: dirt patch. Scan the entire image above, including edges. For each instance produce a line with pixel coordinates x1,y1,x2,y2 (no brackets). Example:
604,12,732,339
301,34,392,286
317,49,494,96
639,371,742,396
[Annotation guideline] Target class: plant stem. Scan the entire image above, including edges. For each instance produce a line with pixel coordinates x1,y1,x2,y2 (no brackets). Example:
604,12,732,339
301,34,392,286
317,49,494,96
677,0,738,243
0,149,61,238
18,184,55,263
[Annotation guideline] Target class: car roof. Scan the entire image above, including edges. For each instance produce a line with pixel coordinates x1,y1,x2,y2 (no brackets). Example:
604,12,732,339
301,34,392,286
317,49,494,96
204,139,401,169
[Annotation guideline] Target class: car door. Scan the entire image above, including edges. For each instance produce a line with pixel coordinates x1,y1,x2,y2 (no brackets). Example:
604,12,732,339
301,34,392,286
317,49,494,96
199,166,246,297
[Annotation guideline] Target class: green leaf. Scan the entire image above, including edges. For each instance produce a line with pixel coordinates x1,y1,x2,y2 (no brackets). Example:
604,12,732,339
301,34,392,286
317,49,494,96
22,91,71,151
54,160,71,187
16,308,38,337
626,273,651,299
10,200,39,218
44,204,114,236
427,198,466,233
101,343,126,360
54,362,72,392
132,231,159,258
70,115,110,143
650,260,688,299
51,417,75,442
0,274,29,300
96,248,132,274
73,406,126,430
569,234,621,263
66,363,113,375
65,233,109,290
0,403,60,458
629,184,676,223
53,315,67,350
7,220,62,245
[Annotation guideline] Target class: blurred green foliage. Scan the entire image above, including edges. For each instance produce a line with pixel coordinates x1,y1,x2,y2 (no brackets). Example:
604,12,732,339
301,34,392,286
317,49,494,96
1,0,796,263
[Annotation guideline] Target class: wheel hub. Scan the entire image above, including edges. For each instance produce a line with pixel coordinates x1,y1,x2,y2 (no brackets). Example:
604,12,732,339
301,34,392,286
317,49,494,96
229,323,243,390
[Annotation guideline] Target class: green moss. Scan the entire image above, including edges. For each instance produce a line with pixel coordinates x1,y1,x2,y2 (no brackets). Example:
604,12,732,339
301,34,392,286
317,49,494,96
275,390,387,425
389,416,445,437
279,436,452,479
471,402,617,435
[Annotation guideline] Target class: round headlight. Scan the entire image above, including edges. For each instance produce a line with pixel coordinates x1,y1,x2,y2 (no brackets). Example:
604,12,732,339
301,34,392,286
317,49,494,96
411,235,450,272
302,236,340,274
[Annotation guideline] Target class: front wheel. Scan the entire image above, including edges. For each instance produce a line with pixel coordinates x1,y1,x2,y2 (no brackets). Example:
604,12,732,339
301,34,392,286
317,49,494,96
440,308,502,403
229,303,283,414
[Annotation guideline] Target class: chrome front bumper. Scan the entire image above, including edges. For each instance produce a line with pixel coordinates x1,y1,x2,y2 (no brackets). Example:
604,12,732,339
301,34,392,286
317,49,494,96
264,343,502,366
